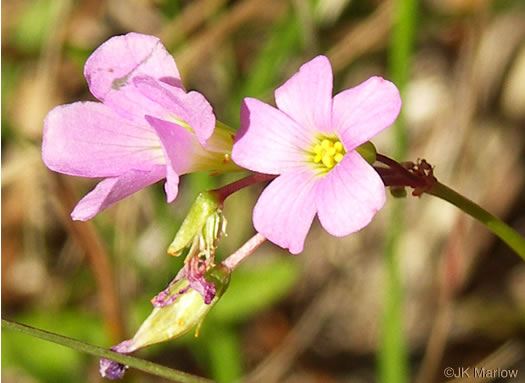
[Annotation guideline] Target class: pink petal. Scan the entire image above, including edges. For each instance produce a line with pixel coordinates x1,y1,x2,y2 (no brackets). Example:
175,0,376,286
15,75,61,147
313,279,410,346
71,166,166,221
42,102,163,178
134,76,215,147
145,115,200,202
85,33,181,103
232,98,310,175
316,151,385,236
97,84,169,126
274,56,333,134
84,33,182,125
253,170,318,254
332,76,401,151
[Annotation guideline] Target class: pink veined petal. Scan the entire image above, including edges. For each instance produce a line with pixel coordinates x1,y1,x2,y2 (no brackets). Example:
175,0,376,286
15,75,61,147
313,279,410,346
98,84,170,126
84,33,182,125
232,98,311,175
332,76,401,151
145,115,200,202
315,151,386,237
71,166,166,221
253,169,318,254
85,33,181,103
42,102,163,178
274,55,333,134
134,76,215,147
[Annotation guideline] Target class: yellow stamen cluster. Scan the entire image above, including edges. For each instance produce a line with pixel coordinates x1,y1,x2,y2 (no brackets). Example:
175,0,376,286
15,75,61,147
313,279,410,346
312,137,346,170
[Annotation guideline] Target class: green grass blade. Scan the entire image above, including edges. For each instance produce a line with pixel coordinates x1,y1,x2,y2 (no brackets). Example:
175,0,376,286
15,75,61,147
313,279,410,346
2,319,213,383
379,0,418,382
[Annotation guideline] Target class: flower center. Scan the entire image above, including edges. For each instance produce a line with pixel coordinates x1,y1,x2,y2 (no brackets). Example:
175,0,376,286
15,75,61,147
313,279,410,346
310,136,346,173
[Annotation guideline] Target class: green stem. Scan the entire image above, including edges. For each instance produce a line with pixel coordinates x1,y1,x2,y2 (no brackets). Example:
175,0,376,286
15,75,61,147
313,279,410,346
427,182,525,260
1,319,213,383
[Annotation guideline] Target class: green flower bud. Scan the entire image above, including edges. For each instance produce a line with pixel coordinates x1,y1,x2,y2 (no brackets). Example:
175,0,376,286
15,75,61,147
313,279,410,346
100,265,232,379
356,141,377,165
168,191,226,257
132,264,231,349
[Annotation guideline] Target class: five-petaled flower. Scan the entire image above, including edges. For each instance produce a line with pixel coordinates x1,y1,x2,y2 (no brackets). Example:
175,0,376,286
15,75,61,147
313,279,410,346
42,33,236,221
231,56,401,254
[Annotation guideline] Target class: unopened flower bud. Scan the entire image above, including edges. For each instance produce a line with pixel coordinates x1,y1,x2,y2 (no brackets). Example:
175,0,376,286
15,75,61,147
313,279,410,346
99,264,231,379
390,186,407,198
133,264,230,348
168,191,226,257
355,141,377,165
99,341,133,380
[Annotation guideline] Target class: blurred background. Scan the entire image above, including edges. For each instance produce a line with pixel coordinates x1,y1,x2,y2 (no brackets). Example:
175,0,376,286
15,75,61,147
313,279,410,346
2,0,525,382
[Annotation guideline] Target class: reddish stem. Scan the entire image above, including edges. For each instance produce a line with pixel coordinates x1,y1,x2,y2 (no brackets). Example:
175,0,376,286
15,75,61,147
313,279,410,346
374,154,436,195
53,175,125,342
213,173,276,202
373,168,412,187
375,153,422,187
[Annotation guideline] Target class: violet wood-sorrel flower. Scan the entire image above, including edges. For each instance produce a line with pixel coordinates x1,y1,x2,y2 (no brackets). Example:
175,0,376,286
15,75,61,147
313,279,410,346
42,33,237,221
231,56,402,254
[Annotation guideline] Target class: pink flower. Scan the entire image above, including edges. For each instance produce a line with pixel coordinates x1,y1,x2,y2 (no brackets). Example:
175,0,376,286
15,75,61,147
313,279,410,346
43,33,235,221
231,56,401,254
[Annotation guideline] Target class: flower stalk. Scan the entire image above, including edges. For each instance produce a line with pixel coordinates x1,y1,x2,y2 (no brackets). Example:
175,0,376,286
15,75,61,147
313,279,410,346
222,233,267,270
212,173,276,203
427,182,525,260
374,153,525,260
